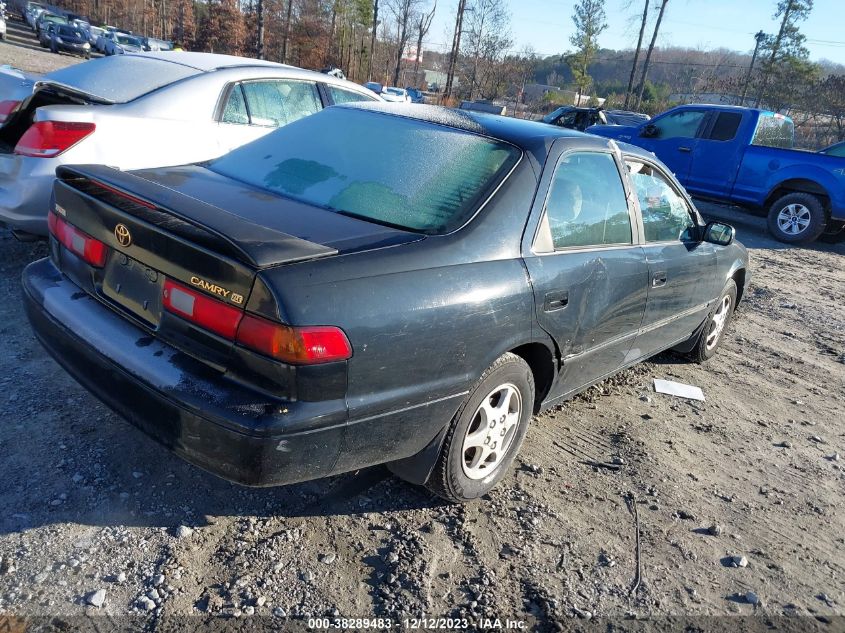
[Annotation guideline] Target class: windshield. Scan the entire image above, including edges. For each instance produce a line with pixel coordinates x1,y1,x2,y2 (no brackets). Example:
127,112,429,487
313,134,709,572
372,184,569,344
208,108,520,234
57,26,84,38
43,56,199,103
386,88,404,96
117,34,142,46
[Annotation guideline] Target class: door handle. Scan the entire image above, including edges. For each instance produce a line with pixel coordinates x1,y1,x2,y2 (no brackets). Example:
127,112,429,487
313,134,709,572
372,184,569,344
544,290,569,311
652,271,668,288
678,146,692,153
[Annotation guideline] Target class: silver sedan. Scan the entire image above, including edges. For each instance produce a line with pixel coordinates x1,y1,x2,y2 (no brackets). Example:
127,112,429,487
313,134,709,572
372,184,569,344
0,52,381,237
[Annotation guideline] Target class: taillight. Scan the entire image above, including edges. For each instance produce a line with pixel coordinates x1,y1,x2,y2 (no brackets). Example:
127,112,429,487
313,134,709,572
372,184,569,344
48,211,108,267
163,279,242,339
161,279,352,364
0,100,21,125
14,121,96,158
236,315,352,365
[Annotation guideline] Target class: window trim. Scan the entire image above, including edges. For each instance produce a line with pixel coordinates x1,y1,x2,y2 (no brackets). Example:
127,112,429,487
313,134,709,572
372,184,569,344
531,147,639,255
623,155,703,245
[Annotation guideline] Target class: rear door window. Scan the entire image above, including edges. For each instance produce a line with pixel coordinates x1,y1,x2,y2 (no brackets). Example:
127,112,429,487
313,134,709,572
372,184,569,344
707,112,742,141
241,80,321,127
327,85,378,104
544,152,633,249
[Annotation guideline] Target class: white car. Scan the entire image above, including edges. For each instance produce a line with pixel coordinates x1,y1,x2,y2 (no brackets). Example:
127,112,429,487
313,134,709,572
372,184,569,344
0,15,6,41
103,32,143,55
0,52,383,238
381,87,411,103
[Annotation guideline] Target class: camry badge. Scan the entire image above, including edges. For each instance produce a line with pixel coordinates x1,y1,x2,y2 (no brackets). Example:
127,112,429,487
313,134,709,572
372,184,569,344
114,223,132,247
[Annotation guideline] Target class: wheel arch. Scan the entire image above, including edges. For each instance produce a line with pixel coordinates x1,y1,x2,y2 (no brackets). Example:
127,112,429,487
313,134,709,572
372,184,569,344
764,178,831,215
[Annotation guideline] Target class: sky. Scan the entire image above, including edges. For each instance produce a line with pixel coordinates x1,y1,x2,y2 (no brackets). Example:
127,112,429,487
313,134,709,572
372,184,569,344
424,0,845,65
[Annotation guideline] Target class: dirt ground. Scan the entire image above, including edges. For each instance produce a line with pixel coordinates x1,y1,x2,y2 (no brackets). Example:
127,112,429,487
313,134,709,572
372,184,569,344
1,20,845,631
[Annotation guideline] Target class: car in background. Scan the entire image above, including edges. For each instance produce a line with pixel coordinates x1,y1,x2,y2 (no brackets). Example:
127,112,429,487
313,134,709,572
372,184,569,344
35,11,66,38
604,109,650,126
0,13,6,40
382,87,410,103
94,26,118,53
50,23,91,58
25,4,45,28
0,52,383,238
405,87,425,103
141,36,173,51
819,141,845,158
542,106,650,132
364,81,383,94
22,104,748,503
86,24,103,46
103,32,144,55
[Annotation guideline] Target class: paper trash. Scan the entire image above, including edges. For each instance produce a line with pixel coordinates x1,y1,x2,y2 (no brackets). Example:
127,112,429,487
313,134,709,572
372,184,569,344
653,378,705,401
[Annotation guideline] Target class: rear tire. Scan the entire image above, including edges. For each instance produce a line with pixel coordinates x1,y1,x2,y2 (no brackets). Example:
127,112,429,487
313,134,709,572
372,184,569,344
766,192,827,244
688,279,737,364
425,353,534,503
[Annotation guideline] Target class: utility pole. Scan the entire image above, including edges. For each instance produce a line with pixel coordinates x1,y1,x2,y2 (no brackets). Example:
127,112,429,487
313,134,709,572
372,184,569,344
443,0,467,102
741,30,766,106
282,0,294,63
624,0,649,109
368,0,379,82
634,0,668,111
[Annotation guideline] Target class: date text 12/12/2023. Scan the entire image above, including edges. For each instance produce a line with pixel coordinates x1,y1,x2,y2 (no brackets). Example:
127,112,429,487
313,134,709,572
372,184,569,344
307,617,528,629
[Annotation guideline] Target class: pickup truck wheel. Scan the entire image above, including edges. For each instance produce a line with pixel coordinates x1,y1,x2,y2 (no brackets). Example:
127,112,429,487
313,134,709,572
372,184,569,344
688,279,737,364
767,193,827,244
426,353,534,503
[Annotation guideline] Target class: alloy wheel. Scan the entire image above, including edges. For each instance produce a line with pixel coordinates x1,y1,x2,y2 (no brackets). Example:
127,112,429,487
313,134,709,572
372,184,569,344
706,294,732,351
776,203,811,235
461,383,522,480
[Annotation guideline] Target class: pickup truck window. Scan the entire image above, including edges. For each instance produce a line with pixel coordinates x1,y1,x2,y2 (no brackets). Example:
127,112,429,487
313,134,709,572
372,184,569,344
752,112,794,149
708,112,742,142
545,152,632,249
650,109,706,139
626,160,696,242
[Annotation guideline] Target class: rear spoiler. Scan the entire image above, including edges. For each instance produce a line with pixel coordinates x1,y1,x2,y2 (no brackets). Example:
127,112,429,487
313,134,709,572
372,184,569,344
56,165,338,269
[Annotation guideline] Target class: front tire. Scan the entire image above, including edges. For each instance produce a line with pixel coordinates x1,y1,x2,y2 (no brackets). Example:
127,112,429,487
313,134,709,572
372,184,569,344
767,192,827,244
688,279,737,363
426,352,534,503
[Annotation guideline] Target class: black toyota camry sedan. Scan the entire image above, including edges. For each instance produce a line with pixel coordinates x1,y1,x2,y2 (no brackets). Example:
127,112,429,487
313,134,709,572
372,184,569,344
23,103,750,503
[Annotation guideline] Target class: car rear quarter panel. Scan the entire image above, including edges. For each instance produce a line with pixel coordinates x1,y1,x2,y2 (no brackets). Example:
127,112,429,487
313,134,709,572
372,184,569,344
257,162,543,466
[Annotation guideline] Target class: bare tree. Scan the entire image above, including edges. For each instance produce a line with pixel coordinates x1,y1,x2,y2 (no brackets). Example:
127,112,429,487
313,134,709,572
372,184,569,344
624,0,648,108
443,0,468,101
634,0,668,110
412,1,437,82
387,0,422,86
461,0,511,100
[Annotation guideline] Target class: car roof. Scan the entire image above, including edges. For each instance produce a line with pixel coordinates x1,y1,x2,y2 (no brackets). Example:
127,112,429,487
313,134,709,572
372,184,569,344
125,51,291,72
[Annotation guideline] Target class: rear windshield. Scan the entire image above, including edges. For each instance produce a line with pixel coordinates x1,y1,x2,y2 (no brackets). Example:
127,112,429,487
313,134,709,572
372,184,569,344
207,108,520,234
42,56,200,103
752,112,794,149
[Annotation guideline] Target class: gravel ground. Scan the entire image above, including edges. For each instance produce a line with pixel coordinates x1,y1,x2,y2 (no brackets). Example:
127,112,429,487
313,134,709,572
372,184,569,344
1,17,91,75
0,24,844,629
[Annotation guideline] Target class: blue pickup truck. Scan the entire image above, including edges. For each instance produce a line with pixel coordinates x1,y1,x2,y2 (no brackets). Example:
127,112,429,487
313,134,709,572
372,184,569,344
589,105,845,244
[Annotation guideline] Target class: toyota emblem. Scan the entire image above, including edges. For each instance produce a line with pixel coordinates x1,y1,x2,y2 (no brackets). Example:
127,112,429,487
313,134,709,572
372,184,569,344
114,223,132,247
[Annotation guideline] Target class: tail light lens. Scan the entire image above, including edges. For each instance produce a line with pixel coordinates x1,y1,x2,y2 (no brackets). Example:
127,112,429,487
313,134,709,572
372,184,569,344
48,211,108,267
14,121,96,158
0,100,21,125
236,315,352,365
163,279,242,339
162,279,352,364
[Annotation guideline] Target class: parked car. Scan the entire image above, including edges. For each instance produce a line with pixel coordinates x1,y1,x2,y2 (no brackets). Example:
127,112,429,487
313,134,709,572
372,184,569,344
94,26,118,53
0,52,382,238
589,105,845,243
23,103,749,502
382,87,410,103
0,13,6,40
35,11,66,38
85,24,103,46
543,106,606,131
103,32,144,55
819,141,845,158
141,36,173,51
405,87,425,103
37,20,58,46
50,23,91,58
25,4,44,28
364,81,383,94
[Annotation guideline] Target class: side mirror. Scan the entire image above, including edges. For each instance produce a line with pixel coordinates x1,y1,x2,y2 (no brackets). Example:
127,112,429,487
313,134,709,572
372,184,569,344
640,124,658,138
703,221,735,246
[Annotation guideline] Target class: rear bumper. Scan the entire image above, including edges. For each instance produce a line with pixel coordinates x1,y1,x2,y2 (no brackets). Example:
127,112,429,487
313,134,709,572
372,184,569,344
0,152,54,235
22,257,350,486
